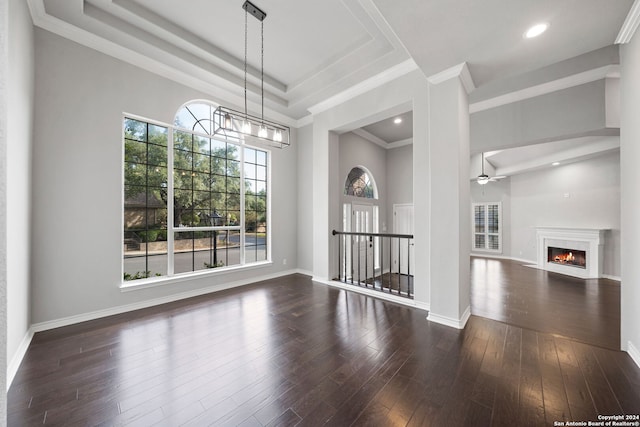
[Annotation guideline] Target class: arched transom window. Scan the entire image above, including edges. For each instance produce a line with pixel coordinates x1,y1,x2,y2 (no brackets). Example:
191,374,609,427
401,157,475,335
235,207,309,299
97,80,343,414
344,167,377,199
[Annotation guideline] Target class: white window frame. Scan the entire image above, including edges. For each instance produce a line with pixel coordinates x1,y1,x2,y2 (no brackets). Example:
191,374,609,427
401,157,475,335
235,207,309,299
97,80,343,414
121,111,272,289
472,202,502,253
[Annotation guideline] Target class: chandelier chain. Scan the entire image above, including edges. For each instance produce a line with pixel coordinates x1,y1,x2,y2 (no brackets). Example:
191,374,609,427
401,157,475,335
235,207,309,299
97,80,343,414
244,7,248,119
261,20,264,122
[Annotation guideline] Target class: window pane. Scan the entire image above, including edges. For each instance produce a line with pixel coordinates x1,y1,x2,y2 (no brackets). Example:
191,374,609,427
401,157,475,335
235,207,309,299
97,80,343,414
474,205,485,233
174,131,193,152
256,165,266,181
211,139,226,157
148,124,168,146
227,144,240,161
488,235,499,250
147,165,167,188
124,140,146,163
488,204,499,233
124,118,147,142
244,147,256,164
193,135,210,154
245,163,256,180
256,150,267,166
475,234,486,249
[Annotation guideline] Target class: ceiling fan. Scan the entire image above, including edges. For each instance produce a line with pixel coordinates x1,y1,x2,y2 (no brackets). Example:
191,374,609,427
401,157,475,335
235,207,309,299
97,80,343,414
477,152,506,185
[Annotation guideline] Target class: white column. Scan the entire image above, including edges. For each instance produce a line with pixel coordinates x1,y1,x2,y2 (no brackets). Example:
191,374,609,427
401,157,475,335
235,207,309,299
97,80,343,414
620,22,640,362
426,64,473,329
0,0,8,413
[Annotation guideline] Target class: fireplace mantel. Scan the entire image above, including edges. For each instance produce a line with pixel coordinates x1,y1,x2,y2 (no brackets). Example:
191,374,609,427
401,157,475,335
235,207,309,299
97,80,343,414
536,227,607,279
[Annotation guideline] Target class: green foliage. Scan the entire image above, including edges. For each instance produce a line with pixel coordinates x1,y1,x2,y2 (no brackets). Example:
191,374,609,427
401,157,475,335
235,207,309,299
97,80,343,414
123,271,162,281
138,229,159,242
204,261,225,269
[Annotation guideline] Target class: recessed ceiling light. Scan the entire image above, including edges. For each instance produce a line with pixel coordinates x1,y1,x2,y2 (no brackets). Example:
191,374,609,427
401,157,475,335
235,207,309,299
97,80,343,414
524,22,549,39
393,117,402,124
552,162,560,166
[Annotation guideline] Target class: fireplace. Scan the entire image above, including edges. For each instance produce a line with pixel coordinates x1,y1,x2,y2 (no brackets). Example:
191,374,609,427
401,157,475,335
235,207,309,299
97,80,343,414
536,227,606,279
547,247,586,269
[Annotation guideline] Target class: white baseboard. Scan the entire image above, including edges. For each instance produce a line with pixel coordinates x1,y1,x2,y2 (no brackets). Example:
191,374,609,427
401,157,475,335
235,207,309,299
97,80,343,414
315,278,426,311
628,340,640,369
295,269,313,277
427,305,471,330
414,300,431,312
7,327,34,390
31,269,299,333
471,253,535,264
601,274,621,282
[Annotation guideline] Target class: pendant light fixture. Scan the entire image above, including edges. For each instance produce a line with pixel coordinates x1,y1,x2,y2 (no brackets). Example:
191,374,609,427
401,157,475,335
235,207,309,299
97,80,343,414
213,1,290,148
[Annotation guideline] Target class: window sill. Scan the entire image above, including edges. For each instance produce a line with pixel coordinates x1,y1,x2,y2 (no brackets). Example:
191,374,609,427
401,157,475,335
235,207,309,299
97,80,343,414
120,261,273,292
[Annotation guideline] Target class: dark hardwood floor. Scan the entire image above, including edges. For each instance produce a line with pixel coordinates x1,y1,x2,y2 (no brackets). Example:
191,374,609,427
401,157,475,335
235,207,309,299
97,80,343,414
471,257,621,350
8,267,640,426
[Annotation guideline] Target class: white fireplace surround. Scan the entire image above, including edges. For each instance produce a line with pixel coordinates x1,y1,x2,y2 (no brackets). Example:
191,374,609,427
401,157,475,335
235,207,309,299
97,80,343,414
536,227,606,279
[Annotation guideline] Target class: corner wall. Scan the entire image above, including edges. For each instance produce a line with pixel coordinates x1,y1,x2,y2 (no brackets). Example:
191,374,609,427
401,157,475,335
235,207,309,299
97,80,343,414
1,0,9,413
621,30,640,362
296,124,313,274
6,0,34,385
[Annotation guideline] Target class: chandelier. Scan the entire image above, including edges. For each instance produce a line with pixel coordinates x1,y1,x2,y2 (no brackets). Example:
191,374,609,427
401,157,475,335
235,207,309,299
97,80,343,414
213,1,290,148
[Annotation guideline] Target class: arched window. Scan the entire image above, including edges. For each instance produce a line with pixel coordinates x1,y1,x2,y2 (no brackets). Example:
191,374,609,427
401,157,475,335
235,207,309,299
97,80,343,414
122,100,269,283
344,166,377,199
174,102,217,134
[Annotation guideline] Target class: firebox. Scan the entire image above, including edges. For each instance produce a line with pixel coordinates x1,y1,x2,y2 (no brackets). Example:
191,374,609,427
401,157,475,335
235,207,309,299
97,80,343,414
547,247,586,269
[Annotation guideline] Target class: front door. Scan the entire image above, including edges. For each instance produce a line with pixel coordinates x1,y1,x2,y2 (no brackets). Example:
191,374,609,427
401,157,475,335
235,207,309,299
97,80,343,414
351,203,374,282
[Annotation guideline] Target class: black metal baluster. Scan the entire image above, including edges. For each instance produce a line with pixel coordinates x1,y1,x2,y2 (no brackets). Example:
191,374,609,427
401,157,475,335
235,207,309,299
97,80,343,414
338,232,342,282
350,235,354,284
398,237,402,295
407,238,411,297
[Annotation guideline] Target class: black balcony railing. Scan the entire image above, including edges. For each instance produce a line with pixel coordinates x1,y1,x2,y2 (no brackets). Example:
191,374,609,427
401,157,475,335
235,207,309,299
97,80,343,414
332,230,414,299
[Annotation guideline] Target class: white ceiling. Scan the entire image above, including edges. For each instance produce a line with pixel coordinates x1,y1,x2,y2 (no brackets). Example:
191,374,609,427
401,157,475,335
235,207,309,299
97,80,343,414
483,136,620,177
28,0,634,170
29,0,634,124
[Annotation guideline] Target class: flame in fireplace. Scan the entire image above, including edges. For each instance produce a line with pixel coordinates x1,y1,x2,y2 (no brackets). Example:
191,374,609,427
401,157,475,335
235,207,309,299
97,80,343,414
554,252,574,263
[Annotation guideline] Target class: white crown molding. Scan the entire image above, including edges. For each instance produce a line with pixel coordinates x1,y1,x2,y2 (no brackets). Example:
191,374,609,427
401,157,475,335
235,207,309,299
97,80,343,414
351,129,413,150
352,128,389,149
427,62,476,94
387,137,413,149
616,0,640,44
296,114,314,128
307,58,418,115
469,65,620,114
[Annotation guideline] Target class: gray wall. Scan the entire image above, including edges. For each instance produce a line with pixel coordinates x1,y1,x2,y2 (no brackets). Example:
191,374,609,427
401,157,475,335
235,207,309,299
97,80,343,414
386,144,413,232
7,0,33,384
509,152,620,277
470,177,511,258
31,28,298,324
621,28,640,357
1,0,8,414
472,80,609,153
296,123,313,274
